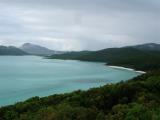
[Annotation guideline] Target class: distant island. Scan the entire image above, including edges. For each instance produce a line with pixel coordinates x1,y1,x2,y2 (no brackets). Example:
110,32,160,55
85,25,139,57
0,46,28,55
0,43,160,120
0,43,63,56
20,43,64,56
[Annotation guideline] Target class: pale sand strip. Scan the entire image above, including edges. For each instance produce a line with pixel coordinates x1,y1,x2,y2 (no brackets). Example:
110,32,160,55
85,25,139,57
108,65,146,74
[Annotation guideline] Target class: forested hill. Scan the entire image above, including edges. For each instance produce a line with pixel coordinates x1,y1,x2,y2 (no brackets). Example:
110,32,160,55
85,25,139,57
0,46,28,55
49,47,160,71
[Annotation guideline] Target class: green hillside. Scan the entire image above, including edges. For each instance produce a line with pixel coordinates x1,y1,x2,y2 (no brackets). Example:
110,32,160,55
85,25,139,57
49,47,160,71
0,46,28,55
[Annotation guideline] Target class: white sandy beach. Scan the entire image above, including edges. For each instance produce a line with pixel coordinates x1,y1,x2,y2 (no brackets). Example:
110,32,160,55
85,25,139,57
108,65,146,74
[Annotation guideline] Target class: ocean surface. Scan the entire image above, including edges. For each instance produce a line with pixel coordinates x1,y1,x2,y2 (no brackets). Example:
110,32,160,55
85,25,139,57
0,56,141,106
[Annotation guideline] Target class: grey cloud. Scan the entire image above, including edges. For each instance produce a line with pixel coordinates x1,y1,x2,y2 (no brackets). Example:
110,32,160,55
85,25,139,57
0,0,159,50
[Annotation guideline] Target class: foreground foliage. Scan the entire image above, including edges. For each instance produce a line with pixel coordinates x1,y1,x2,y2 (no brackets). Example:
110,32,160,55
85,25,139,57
0,70,160,120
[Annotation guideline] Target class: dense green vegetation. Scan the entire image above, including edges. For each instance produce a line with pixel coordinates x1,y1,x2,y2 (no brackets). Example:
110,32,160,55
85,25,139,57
0,70,160,120
0,43,160,120
0,46,28,55
49,47,160,71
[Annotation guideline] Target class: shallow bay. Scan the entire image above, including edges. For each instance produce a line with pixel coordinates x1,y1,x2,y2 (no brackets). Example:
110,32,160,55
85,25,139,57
0,56,141,106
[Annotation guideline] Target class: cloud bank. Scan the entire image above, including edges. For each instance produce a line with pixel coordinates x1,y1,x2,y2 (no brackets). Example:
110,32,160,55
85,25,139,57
0,0,159,51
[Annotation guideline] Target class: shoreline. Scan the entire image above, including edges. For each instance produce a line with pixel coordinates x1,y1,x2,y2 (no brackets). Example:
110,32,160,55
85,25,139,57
47,58,147,74
108,65,146,74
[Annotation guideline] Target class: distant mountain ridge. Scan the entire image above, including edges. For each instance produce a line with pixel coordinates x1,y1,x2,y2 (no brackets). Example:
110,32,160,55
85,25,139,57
20,43,63,56
0,42,159,59
0,46,28,55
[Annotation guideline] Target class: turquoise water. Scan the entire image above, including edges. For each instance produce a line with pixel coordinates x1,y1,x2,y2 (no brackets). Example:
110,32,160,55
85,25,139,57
0,56,141,106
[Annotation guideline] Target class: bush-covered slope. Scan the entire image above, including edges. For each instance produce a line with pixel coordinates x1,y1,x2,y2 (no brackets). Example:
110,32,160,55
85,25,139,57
0,70,160,120
0,46,28,55
49,47,160,71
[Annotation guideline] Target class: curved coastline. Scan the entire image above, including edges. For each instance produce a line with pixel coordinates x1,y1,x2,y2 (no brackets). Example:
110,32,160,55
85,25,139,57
108,65,146,74
0,56,141,106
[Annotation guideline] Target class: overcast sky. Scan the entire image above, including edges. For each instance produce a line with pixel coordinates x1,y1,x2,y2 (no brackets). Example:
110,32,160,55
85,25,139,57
0,0,159,51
